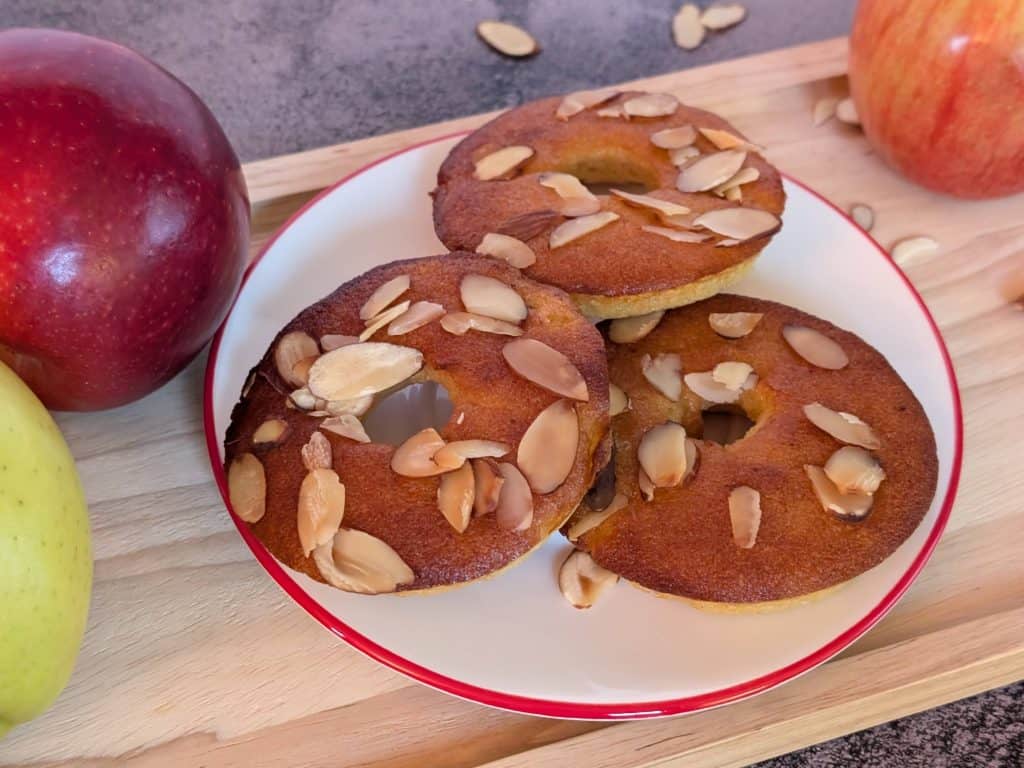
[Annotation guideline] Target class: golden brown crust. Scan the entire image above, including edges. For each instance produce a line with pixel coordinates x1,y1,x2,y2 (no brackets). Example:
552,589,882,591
225,253,609,593
432,93,786,318
565,294,938,604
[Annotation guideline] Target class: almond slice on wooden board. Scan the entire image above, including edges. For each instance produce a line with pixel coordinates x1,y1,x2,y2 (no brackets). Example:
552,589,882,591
728,485,761,548
700,3,748,30
495,462,534,531
549,211,620,249
474,145,534,181
850,203,875,232
252,418,289,445
472,459,505,517
709,311,763,338
669,146,701,165
301,430,333,471
622,92,679,118
803,402,881,450
699,127,762,153
642,352,683,400
782,325,849,370
610,189,690,218
502,338,589,401
440,311,524,337
387,301,445,336
460,274,528,324
712,361,754,390
835,98,860,125
476,20,539,58
672,3,705,50
313,528,414,594
692,207,781,240
556,88,619,120
805,465,873,521
712,166,760,196
641,225,711,244
326,394,374,417
390,428,449,477
497,209,562,241
319,414,371,444
275,331,320,388
517,399,579,494
813,97,839,126
609,383,630,416
433,439,511,471
297,467,346,556
650,125,697,149
227,453,266,523
539,172,597,201
476,232,537,268
684,369,756,405
559,550,619,609
676,150,747,192
359,275,410,321
320,334,359,352
824,446,886,495
437,462,475,533
891,236,939,266
307,342,423,401
359,300,411,342
638,466,656,501
567,492,627,542
638,422,689,487
608,310,665,343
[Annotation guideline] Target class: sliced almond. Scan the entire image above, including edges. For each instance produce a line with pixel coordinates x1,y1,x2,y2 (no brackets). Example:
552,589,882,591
539,172,597,201
891,236,939,266
699,126,760,153
313,528,414,594
692,206,781,240
805,465,873,521
716,237,742,247
390,428,448,477
728,485,761,549
568,492,627,542
824,446,886,495
596,105,627,119
638,466,656,501
701,3,747,30
556,88,619,120
359,300,411,342
676,150,747,193
440,311,524,337
476,20,539,58
549,211,620,249
641,225,710,244
387,301,445,336
474,145,534,181
297,468,346,556
476,232,537,268
669,146,701,165
782,325,849,370
275,331,320,387
227,453,266,523
557,197,603,217
437,462,475,533
289,388,319,411
813,97,839,127
850,203,875,232
495,462,534,531
803,403,881,450
460,274,528,324
712,361,754,391
301,430,333,471
724,186,742,202
472,459,505,517
360,275,410,321
684,438,700,482
497,209,562,241
641,352,683,400
672,3,705,50
638,422,689,487
610,189,690,218
712,166,760,196
685,369,757,404
650,125,697,149
291,356,318,386
253,418,289,445
307,342,423,401
608,310,664,343
609,383,630,416
433,439,511,471
326,395,374,417
320,334,358,352
836,97,860,125
516,399,579,494
709,311,763,338
502,338,589,401
559,550,618,609
320,414,371,444
622,92,679,118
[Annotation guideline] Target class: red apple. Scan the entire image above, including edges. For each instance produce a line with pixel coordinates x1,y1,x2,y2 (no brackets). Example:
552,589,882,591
849,0,1024,198
0,29,249,410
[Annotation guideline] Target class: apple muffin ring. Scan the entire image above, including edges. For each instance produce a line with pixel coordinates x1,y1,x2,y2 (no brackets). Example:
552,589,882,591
433,91,786,319
224,253,609,594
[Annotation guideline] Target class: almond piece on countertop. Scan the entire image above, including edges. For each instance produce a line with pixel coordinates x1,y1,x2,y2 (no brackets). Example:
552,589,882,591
476,232,537,268
495,462,534,531
700,3,748,30
637,422,689,487
622,92,679,118
460,274,528,323
474,145,534,180
709,311,763,338
360,300,411,342
559,550,619,609
803,402,881,449
891,236,939,266
307,342,423,401
676,150,747,193
390,428,449,477
651,125,697,149
556,88,619,120
433,439,511,471
609,310,664,343
297,467,346,556
813,98,839,126
360,275,410,321
253,418,289,445
782,325,849,370
728,485,761,548
301,430,333,471
472,459,505,517
387,301,445,336
476,20,539,58
641,352,683,400
609,383,630,416
517,399,579,494
692,207,781,240
440,312,524,337
275,331,320,388
227,453,266,523
437,462,475,533
502,338,589,401
805,465,873,521
320,414,371,444
824,446,886,495
313,528,414,594
567,492,627,542
672,3,705,50
549,211,620,249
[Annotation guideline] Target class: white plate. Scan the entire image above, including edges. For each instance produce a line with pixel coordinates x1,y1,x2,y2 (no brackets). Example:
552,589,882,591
204,135,962,719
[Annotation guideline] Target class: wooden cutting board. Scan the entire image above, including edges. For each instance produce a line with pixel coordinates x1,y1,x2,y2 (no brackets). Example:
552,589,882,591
3,37,1023,768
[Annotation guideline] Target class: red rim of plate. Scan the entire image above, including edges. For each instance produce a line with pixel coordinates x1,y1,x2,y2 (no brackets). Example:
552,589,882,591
202,132,963,720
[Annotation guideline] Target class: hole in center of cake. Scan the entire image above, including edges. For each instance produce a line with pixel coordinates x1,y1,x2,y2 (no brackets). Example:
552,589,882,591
699,405,755,446
361,381,453,446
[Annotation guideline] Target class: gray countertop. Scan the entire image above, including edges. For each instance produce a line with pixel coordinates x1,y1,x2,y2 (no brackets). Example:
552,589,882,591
3,1,1022,765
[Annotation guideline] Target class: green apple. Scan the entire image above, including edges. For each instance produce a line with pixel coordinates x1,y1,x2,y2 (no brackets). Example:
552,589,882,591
0,362,92,738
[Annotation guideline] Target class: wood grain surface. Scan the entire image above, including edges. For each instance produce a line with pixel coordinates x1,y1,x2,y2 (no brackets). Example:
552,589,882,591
3,37,1024,768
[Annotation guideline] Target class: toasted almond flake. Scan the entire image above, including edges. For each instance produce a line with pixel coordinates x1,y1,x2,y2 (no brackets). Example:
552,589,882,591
320,414,371,443
676,150,747,192
289,387,318,410
290,355,317,386
692,206,780,240
390,428,448,477
716,237,742,247
472,459,505,516
360,275,410,321
307,342,423,401
712,166,760,196
359,300,411,342
669,146,701,165
836,97,860,125
320,334,358,352
699,126,760,153
476,232,537,268
517,399,579,494
728,485,761,548
596,105,627,119
663,212,698,229
557,197,603,217
803,403,881,450
724,186,743,202
641,225,711,243
313,528,413,594
672,3,705,50
651,125,697,149
684,438,700,482
556,88,619,120
387,301,445,336
609,383,630,416
298,468,346,556
567,493,627,542
227,453,266,523
712,361,755,390
440,312,524,337
813,97,839,126
709,311,763,338
805,465,873,521
474,145,534,180
495,462,534,531
685,369,757,404
824,446,886,495
460,274,528,323
326,395,374,417
437,462,475,533
559,550,618,609
609,310,665,343
850,203,875,232
433,439,511,471
275,331,320,387
782,325,849,370
622,92,679,118
253,418,289,445
701,3,747,29
539,172,597,201
456,411,466,425
497,209,562,241
891,236,939,266
641,352,683,400
549,211,620,248
502,338,589,401
476,20,539,58
610,189,690,218
638,422,689,487
638,466,656,501
301,430,333,471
